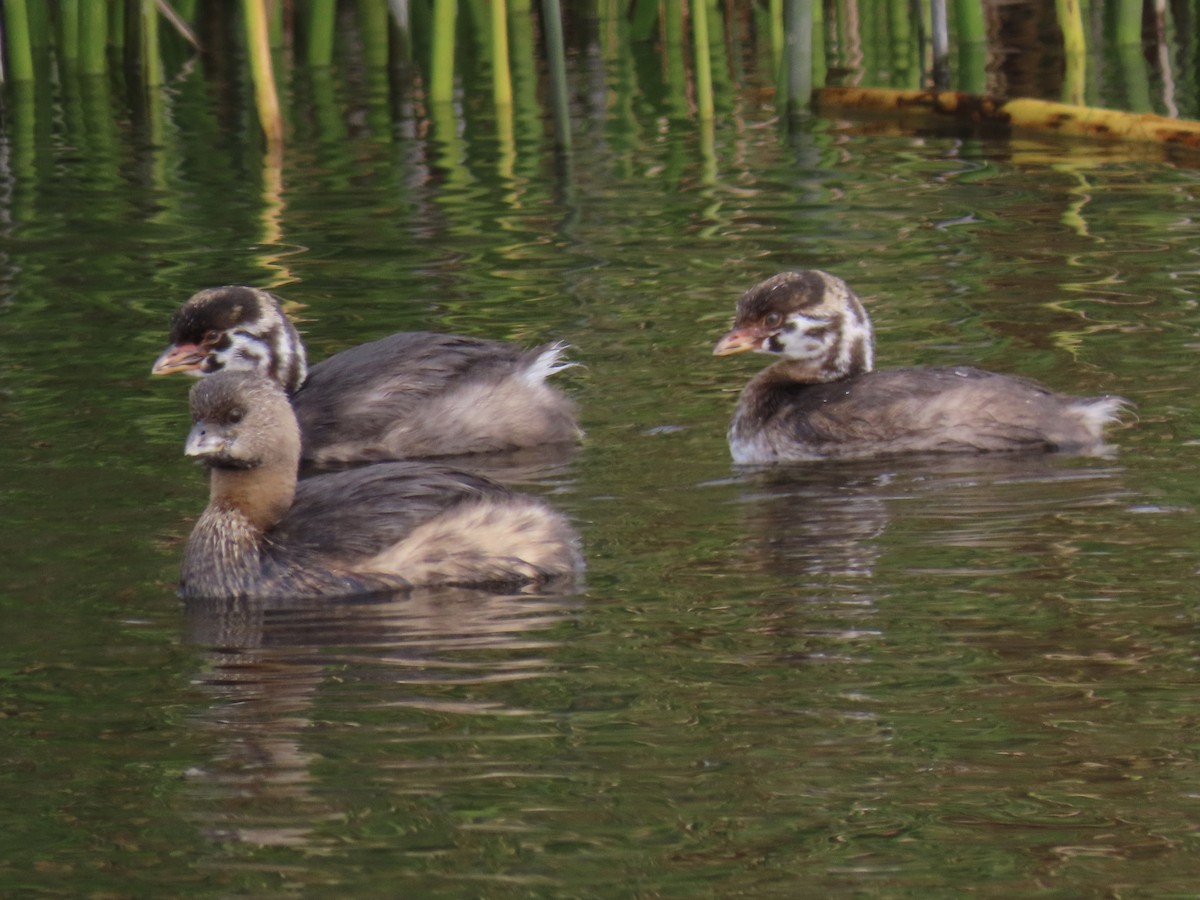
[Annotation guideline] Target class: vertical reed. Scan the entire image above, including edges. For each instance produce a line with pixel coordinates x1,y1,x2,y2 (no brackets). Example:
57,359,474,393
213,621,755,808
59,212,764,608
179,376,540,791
108,0,125,50
492,0,516,180
4,0,35,82
630,0,658,42
242,0,285,146
140,0,163,87
1113,0,1143,45
491,0,513,107
693,0,715,120
306,0,338,66
2,0,1197,163
886,0,918,87
954,0,987,93
507,0,541,148
80,0,109,75
769,0,784,70
59,0,81,68
1056,0,1086,105
662,0,687,119
358,0,389,68
783,0,813,113
541,0,571,150
429,0,457,104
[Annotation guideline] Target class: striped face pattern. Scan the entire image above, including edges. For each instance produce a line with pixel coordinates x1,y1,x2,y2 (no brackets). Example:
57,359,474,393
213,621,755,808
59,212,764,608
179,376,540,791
714,270,875,383
158,286,309,394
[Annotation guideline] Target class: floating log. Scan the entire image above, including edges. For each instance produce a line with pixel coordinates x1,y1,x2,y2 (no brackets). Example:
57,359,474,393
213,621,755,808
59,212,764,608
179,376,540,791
815,86,1200,151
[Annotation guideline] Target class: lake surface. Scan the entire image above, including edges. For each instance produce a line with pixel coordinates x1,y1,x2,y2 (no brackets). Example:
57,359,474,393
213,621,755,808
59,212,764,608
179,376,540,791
4,14,1200,897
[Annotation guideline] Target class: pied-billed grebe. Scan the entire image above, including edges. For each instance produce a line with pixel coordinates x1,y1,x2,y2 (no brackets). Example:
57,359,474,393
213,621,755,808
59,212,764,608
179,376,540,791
152,286,582,466
179,371,583,600
713,270,1129,464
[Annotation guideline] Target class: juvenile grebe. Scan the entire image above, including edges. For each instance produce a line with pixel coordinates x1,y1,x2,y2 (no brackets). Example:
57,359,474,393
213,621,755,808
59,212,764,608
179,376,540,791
153,286,581,466
714,270,1128,463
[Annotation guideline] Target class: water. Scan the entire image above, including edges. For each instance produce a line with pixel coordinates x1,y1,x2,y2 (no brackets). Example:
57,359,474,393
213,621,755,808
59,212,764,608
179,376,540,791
5,23,1200,898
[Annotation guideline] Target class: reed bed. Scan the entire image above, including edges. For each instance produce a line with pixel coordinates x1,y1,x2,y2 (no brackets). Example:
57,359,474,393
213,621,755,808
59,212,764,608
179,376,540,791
1,2,1198,145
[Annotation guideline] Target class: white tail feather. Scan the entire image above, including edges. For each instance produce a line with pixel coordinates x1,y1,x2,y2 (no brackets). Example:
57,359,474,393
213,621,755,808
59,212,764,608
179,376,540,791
521,341,576,386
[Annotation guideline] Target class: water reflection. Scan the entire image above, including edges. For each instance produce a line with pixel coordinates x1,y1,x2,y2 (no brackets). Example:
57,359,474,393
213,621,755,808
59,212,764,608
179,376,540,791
181,588,582,850
8,8,1200,892
733,452,1130,578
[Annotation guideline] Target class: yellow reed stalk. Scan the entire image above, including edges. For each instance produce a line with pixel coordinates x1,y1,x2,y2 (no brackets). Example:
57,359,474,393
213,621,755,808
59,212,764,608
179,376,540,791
491,0,513,107
241,0,284,147
692,0,714,120
430,0,457,105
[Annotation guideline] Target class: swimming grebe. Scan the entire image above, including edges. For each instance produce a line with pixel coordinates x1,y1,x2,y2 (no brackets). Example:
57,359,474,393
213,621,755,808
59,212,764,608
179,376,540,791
714,270,1128,463
153,286,581,466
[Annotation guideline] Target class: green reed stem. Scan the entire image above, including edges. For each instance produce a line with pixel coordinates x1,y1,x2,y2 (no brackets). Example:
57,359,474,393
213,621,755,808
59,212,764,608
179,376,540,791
769,0,784,71
59,0,81,66
886,0,918,87
108,0,124,49
1113,0,1142,45
954,0,987,92
306,0,337,66
463,0,493,66
629,0,659,41
141,0,163,87
1116,41,1152,112
662,0,686,118
812,0,825,89
28,0,50,48
663,0,684,52
541,0,571,149
692,0,714,119
706,0,732,94
80,0,109,75
270,0,285,47
491,0,513,106
430,0,457,104
954,0,986,42
357,0,389,67
508,0,540,148
4,0,36,82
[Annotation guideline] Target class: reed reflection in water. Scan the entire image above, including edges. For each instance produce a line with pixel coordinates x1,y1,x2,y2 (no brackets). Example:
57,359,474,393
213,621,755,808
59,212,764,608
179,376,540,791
181,588,583,854
719,452,1135,670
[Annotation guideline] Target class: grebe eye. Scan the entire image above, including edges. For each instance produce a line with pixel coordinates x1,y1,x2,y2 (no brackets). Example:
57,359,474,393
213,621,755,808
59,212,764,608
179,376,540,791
764,312,783,328
203,329,221,345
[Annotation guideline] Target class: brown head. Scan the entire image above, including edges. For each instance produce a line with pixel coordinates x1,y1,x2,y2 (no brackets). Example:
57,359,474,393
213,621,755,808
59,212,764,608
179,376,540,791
152,286,308,394
714,270,875,382
186,371,301,531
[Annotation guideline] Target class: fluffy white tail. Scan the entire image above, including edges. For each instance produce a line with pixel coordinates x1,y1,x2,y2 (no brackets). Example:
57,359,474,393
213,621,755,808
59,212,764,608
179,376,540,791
364,496,582,588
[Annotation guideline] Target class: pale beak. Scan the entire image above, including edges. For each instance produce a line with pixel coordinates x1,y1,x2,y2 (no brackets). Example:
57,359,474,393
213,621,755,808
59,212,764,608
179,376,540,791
185,424,227,458
713,326,766,356
152,343,207,376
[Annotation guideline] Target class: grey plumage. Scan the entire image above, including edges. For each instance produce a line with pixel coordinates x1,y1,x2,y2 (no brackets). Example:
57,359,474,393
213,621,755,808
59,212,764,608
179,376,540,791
179,372,583,600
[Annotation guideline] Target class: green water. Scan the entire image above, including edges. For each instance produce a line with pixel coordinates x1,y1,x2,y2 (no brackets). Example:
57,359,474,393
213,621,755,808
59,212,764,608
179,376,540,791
5,22,1200,900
